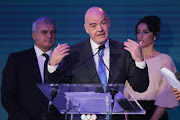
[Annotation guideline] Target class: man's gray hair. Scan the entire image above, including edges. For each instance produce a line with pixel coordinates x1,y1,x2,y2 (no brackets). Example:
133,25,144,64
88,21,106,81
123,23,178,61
32,17,56,34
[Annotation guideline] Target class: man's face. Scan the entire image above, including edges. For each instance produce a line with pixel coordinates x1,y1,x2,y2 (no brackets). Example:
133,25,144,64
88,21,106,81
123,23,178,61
84,9,110,45
32,21,56,52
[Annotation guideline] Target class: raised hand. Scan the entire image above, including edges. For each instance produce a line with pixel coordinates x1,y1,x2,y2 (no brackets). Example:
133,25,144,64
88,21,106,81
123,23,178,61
124,39,144,62
49,43,70,66
172,88,180,101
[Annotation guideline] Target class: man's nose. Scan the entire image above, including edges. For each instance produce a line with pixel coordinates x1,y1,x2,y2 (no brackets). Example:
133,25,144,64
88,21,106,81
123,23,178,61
47,32,52,38
97,24,103,32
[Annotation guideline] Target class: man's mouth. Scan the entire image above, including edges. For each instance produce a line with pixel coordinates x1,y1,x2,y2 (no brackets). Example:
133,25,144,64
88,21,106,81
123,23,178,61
97,33,105,36
45,39,53,42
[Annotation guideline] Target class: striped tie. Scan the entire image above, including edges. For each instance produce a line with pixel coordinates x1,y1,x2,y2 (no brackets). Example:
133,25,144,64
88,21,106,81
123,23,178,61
98,48,107,92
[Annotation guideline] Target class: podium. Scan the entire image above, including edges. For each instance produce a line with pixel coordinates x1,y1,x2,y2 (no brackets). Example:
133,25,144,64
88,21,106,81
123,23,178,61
38,84,145,120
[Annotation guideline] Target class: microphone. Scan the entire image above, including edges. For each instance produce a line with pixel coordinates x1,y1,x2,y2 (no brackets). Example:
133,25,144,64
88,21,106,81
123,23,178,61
48,85,58,112
98,44,105,51
48,44,106,112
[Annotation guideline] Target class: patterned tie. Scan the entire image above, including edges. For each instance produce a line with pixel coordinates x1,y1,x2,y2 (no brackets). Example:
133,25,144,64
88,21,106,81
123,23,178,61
98,48,107,92
42,53,49,83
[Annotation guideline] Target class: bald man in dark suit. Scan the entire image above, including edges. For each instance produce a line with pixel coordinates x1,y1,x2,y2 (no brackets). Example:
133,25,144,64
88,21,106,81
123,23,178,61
48,7,149,120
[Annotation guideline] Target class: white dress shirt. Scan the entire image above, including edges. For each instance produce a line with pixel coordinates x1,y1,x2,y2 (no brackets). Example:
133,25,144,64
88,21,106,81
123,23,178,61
90,38,110,82
34,45,52,83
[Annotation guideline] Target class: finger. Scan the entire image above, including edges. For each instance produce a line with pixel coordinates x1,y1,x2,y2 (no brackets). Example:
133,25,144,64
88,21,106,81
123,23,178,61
58,46,70,53
60,43,68,46
174,89,180,94
57,43,69,49
53,45,60,53
139,41,143,47
59,53,70,61
57,43,61,47
125,41,139,49
177,95,180,101
175,94,180,99
57,43,69,50
172,88,178,92
124,47,133,53
174,92,178,95
59,48,70,54
61,52,70,58
124,41,134,48
124,42,139,53
127,39,139,46
59,44,69,49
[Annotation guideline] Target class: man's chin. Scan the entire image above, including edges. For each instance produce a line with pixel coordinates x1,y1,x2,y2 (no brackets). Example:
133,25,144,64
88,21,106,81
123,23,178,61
99,38,107,44
45,45,53,50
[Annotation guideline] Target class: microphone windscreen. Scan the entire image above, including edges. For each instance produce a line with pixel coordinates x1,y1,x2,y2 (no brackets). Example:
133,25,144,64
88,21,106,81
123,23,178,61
98,44,105,51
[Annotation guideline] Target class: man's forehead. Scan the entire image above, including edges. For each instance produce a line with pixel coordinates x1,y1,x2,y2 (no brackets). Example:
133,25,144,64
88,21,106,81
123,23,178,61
37,22,55,30
89,18,107,24
86,14,107,23
86,11,106,19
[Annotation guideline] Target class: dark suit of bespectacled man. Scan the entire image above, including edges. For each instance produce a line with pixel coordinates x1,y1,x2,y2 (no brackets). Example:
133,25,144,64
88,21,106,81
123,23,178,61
48,7,149,120
1,17,69,120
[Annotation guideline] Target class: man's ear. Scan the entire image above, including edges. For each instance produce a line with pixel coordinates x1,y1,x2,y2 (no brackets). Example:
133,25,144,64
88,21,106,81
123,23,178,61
32,32,35,41
84,24,89,34
108,17,110,28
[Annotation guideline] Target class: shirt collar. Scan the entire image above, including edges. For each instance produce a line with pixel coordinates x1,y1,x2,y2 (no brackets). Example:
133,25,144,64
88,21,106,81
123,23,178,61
34,45,52,57
90,38,109,51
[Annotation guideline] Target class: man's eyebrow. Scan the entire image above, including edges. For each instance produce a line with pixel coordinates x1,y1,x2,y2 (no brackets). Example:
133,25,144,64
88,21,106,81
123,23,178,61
101,19,107,23
90,23,97,26
41,30,48,32
89,18,107,26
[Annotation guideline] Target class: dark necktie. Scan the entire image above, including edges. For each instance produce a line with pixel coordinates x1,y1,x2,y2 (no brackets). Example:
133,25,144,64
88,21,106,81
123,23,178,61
98,48,107,91
42,53,49,83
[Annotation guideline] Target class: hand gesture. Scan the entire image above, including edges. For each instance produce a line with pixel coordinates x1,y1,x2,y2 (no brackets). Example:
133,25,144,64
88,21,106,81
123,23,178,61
124,39,144,62
172,88,180,101
49,43,70,66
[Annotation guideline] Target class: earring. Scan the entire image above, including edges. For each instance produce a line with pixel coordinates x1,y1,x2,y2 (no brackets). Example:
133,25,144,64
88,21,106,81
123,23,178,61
154,38,156,45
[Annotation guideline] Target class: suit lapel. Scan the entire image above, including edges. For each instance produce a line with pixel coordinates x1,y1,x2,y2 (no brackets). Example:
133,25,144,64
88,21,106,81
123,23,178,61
109,39,120,84
30,48,42,83
81,39,121,84
80,40,101,84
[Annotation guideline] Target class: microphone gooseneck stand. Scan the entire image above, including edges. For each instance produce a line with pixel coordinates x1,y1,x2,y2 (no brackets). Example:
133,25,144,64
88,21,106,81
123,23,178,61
48,85,58,112
109,88,118,120
97,47,118,120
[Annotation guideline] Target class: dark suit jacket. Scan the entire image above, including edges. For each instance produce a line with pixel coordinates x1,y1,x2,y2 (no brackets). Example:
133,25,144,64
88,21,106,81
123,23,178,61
1,47,61,120
51,38,149,92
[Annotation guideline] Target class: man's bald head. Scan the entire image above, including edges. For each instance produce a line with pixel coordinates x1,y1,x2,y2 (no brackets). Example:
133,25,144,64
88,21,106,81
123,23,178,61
85,7,108,24
84,7,110,45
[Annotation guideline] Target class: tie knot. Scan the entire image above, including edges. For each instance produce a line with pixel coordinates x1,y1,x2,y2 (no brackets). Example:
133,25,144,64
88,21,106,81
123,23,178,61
42,53,49,60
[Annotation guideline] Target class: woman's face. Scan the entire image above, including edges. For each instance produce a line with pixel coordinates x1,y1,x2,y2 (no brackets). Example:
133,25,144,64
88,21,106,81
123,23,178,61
136,23,156,48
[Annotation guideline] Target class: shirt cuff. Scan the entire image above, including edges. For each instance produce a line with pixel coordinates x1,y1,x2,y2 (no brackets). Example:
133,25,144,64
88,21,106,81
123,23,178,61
135,60,146,69
48,62,58,73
